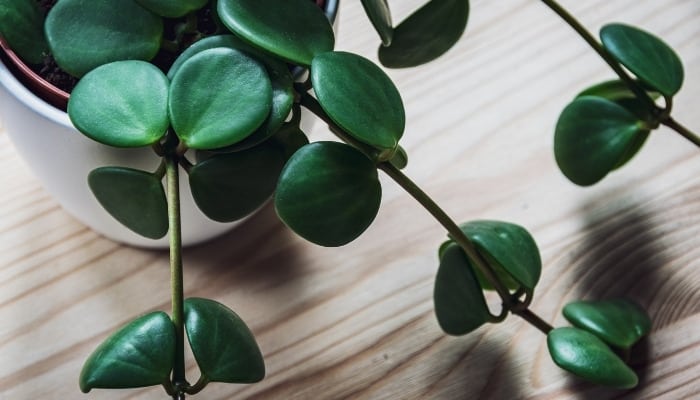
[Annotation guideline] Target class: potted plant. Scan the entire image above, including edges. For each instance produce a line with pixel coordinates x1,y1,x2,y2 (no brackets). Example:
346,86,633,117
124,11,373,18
0,0,697,398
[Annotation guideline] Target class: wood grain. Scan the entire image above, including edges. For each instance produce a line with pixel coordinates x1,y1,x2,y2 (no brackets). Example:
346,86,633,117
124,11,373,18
1,0,699,398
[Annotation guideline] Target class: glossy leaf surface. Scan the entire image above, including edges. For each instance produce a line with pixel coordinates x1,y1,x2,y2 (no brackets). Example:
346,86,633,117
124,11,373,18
434,243,491,335
0,0,48,64
189,141,286,222
459,220,541,291
600,23,683,97
361,0,393,46
184,298,265,383
168,35,295,152
378,0,468,68
548,327,638,389
68,61,169,148
563,299,651,349
275,142,381,247
554,96,648,186
217,0,334,66
45,0,162,77
169,48,272,149
80,312,175,392
135,0,207,17
88,167,168,239
312,51,405,150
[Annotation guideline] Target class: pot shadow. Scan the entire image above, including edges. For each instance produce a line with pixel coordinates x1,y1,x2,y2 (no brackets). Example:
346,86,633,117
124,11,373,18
556,192,700,399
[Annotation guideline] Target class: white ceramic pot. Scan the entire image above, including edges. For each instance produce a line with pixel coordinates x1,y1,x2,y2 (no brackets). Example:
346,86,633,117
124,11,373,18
0,60,239,248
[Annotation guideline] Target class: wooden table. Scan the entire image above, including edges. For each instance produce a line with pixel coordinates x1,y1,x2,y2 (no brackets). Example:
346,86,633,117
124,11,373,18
1,1,699,398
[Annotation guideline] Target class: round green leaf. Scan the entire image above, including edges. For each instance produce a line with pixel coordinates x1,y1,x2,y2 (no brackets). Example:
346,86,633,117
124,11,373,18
434,243,491,335
274,142,382,247
547,327,638,389
68,61,169,148
169,47,272,150
184,298,264,384
88,167,168,239
189,141,286,222
168,35,295,152
563,299,651,350
217,0,334,66
361,0,393,46
378,0,469,68
0,0,48,64
554,96,648,186
311,51,405,150
134,0,207,18
458,220,541,291
600,23,684,97
80,312,175,392
45,0,162,77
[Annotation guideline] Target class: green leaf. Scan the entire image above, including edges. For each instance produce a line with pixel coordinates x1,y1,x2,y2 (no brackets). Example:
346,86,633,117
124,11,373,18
458,220,541,291
88,167,168,239
189,141,286,222
388,146,408,170
554,96,648,186
184,298,265,384
68,61,169,148
577,79,660,122
600,23,684,97
169,47,272,149
271,123,310,160
434,243,491,335
311,51,405,150
134,0,207,18
361,0,393,46
275,142,382,247
378,0,469,68
563,299,651,350
168,35,295,153
547,327,638,389
45,0,162,77
0,0,48,64
217,0,334,66
80,312,175,392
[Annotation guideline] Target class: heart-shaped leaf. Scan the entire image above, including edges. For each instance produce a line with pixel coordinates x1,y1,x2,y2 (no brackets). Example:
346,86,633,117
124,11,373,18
0,0,48,64
217,0,334,66
88,167,168,239
554,96,649,186
434,242,491,335
68,61,169,148
134,0,207,18
80,312,175,392
378,0,469,68
600,23,684,97
547,327,638,389
189,141,286,222
169,47,272,150
45,0,162,77
361,0,393,46
458,220,541,291
184,298,264,384
311,51,405,151
275,141,382,247
563,299,651,349
168,35,295,153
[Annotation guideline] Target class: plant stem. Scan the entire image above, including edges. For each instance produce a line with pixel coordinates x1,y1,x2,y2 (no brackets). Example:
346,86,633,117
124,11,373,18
663,117,700,147
539,0,657,110
513,308,553,334
166,154,187,394
377,162,513,309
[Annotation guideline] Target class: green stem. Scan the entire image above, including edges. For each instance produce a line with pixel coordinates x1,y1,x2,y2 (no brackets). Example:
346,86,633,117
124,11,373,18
166,155,187,395
377,162,514,309
663,116,700,148
539,0,658,111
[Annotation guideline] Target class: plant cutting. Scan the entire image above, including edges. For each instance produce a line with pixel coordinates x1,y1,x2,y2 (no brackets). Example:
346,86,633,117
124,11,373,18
0,0,696,398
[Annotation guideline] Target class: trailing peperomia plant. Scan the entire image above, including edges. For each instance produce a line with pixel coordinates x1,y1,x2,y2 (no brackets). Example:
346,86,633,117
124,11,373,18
0,0,696,397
